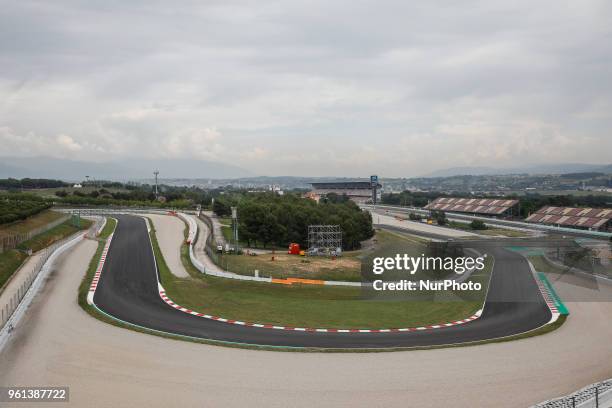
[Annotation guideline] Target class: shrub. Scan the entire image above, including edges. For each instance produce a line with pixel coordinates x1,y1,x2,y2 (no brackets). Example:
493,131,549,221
408,212,422,221
0,194,52,225
470,220,487,230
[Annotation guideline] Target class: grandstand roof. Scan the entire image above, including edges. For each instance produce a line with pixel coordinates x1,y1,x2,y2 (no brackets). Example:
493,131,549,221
525,206,612,229
424,197,519,215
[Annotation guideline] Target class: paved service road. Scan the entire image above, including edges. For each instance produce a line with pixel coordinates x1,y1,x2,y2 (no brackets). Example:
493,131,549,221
373,211,477,239
93,215,551,348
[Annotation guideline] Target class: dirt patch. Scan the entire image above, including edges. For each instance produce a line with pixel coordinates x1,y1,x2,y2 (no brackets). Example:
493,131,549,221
222,252,362,280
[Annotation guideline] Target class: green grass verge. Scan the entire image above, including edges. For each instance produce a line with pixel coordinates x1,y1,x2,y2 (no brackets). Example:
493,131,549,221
221,224,232,242
476,228,529,238
78,240,105,310
156,221,484,329
0,210,64,236
77,217,120,326
0,250,28,290
1,216,91,293
173,218,566,348
98,218,117,240
527,255,570,275
18,219,92,252
448,221,527,237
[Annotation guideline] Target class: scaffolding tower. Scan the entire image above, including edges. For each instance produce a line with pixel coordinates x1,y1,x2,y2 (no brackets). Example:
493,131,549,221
308,225,343,256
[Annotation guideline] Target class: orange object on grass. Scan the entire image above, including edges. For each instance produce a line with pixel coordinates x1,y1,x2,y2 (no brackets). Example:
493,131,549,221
288,243,300,255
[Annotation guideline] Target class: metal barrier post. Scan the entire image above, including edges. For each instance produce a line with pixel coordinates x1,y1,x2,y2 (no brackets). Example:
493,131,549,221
572,396,575,407
596,386,599,407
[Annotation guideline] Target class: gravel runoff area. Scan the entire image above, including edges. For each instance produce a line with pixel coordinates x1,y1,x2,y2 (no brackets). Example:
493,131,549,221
147,214,190,278
0,224,611,407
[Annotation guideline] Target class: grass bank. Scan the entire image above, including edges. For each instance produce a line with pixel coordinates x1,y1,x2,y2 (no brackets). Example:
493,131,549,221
0,209,64,236
78,217,116,316
448,221,528,237
1,215,91,292
98,218,117,240
78,240,106,310
0,250,28,290
528,255,565,274
78,217,117,310
18,219,92,252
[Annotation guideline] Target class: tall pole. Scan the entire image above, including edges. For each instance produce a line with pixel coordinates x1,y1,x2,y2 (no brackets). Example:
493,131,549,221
154,170,159,198
231,207,238,247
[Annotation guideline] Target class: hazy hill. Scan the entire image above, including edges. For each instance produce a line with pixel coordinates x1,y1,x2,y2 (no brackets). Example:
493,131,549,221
0,156,251,181
425,163,612,177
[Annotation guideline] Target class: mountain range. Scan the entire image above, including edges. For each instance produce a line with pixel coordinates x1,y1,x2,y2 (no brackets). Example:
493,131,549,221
1,156,610,182
0,156,252,181
423,163,612,177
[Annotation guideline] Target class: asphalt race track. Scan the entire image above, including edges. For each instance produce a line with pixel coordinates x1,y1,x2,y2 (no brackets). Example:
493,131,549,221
93,215,552,349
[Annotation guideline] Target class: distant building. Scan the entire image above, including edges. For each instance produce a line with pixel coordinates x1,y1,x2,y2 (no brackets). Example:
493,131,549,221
72,184,82,188
525,206,611,232
269,184,284,195
309,181,382,204
424,197,519,217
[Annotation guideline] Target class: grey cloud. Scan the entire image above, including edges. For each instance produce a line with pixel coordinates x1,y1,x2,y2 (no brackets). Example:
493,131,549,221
0,0,610,177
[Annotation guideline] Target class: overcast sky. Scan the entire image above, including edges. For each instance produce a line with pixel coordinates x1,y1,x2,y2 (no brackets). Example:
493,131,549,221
1,1,611,177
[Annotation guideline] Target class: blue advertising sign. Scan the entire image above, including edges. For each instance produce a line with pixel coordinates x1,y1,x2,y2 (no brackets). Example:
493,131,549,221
370,175,378,187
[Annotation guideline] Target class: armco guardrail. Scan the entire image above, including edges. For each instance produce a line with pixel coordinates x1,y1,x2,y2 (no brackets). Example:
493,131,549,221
198,213,223,266
533,379,612,408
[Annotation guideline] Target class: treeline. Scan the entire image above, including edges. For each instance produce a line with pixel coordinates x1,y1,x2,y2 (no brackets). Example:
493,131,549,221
0,193,52,224
0,178,68,190
213,192,374,250
56,194,193,209
53,184,222,208
382,191,612,218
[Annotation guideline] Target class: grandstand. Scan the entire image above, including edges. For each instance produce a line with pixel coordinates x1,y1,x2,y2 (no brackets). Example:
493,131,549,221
424,197,519,217
525,206,611,232
309,181,382,204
